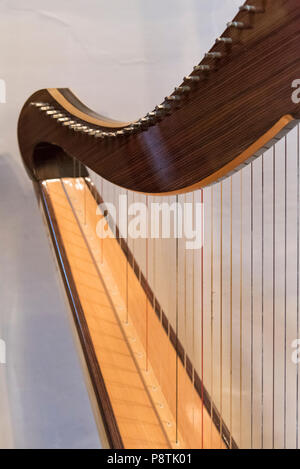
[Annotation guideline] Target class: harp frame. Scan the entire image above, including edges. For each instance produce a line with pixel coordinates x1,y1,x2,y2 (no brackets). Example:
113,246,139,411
17,0,300,450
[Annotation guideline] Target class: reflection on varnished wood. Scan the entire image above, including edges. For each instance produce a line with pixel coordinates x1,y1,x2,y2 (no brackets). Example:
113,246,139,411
43,178,225,449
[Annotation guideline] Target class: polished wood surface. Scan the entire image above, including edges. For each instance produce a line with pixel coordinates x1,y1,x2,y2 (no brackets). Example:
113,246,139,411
40,181,123,449
18,0,300,194
42,177,225,448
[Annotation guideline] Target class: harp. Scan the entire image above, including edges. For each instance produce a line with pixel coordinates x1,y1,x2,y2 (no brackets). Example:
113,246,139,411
18,0,300,449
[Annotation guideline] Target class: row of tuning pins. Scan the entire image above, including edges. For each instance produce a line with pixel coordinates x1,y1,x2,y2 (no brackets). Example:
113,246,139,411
31,102,134,139
169,4,266,98
31,2,267,139
31,101,173,138
136,2,267,129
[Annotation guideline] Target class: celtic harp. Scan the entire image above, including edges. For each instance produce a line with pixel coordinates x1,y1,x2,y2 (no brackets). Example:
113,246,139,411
18,0,300,449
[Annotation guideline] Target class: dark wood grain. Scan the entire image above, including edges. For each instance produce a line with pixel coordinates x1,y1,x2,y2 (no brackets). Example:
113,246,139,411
18,0,300,194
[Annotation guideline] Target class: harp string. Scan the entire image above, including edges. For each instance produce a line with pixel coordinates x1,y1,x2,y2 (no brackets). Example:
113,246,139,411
230,176,233,449
284,136,287,449
184,193,187,373
146,195,149,373
84,167,87,226
183,193,188,442
210,186,214,448
261,154,265,449
297,124,300,450
240,172,243,447
272,145,276,449
250,163,254,449
126,189,129,324
176,194,179,445
192,192,195,440
201,188,204,450
220,181,223,449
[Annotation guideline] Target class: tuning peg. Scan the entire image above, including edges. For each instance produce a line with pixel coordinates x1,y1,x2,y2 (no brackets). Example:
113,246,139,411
62,119,75,126
46,109,60,115
145,112,159,123
174,85,191,94
89,129,100,136
140,117,151,125
205,52,223,59
193,64,211,73
156,103,171,112
69,123,80,130
94,131,105,138
86,128,98,135
239,5,265,13
227,21,247,29
184,75,200,83
74,125,88,132
31,102,49,107
123,127,135,135
131,122,142,130
40,105,54,111
95,130,105,137
69,123,82,129
51,113,65,119
216,37,233,44
165,95,181,102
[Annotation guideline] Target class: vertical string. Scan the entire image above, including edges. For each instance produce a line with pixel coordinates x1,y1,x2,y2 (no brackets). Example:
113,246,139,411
192,193,195,364
284,136,287,449
101,176,104,265
192,192,196,432
153,195,160,387
84,174,87,226
184,194,187,364
240,171,243,447
176,194,179,445
146,195,149,373
261,154,265,449
192,192,195,433
210,187,214,447
251,163,254,449
297,124,300,450
78,163,82,223
92,172,96,201
153,195,161,387
201,189,204,449
230,177,233,449
126,190,129,324
272,146,276,449
220,182,223,448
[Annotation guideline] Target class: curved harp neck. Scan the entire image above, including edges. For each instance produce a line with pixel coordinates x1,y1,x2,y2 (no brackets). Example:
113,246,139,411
18,0,300,194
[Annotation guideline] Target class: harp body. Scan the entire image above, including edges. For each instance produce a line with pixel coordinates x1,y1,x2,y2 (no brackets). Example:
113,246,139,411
18,0,300,449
